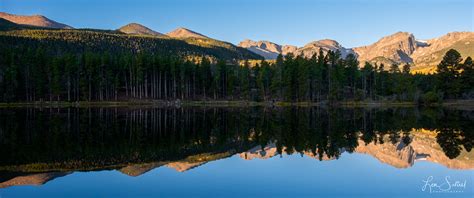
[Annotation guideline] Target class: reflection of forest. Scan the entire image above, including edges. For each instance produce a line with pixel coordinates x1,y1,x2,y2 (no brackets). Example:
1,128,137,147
0,107,472,188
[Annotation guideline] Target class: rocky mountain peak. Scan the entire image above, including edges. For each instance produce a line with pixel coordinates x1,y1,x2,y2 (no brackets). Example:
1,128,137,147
353,31,417,66
295,39,354,58
238,39,286,59
312,39,342,47
238,39,257,47
118,23,165,36
166,27,208,39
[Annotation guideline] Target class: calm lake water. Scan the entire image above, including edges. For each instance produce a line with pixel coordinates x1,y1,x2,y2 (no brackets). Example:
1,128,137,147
0,107,472,197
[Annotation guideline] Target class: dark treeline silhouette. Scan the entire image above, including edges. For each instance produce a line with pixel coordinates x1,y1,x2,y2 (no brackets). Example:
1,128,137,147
0,36,472,103
0,107,471,173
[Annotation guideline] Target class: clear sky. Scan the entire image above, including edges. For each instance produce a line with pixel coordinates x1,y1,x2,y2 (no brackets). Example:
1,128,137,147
1,0,472,47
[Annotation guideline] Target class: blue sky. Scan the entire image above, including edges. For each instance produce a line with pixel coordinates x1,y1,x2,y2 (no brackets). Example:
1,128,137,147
1,0,472,47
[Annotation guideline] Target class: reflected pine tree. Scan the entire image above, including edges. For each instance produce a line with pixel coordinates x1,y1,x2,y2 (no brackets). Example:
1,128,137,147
0,107,472,172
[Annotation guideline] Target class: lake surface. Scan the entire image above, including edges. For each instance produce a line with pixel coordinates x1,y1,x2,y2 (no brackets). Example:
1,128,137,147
0,107,472,197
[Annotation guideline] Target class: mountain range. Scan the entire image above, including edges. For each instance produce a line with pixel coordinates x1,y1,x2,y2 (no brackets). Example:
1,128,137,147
0,12,472,72
239,31,474,73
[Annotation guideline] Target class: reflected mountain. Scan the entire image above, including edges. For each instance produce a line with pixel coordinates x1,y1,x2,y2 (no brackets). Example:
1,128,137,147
0,107,472,188
119,162,168,177
0,172,71,188
241,129,473,169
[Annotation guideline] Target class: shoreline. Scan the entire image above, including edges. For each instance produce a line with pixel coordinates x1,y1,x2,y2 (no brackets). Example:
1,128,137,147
0,100,473,109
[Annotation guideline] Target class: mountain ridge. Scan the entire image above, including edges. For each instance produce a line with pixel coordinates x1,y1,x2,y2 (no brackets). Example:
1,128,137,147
353,31,417,65
167,27,208,39
239,31,474,72
118,23,165,37
0,12,472,72
0,12,72,29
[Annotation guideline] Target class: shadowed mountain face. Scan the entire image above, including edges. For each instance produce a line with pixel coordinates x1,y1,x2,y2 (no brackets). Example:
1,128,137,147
0,18,24,31
0,107,472,188
118,23,165,37
0,12,72,29
0,27,262,61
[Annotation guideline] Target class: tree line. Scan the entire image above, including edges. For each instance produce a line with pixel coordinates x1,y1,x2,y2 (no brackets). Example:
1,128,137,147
0,46,472,103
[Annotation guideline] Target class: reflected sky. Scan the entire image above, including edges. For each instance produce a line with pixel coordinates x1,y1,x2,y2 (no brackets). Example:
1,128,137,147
1,153,472,197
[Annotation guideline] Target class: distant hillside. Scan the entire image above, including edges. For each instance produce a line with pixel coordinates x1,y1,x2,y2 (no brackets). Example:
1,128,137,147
0,12,261,61
0,28,262,60
118,23,165,37
0,12,72,29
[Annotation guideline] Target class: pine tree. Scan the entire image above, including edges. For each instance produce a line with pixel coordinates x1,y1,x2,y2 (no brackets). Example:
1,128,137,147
239,62,250,100
257,60,272,100
460,57,473,97
270,54,284,100
402,63,411,74
389,63,400,74
283,53,296,101
437,49,463,98
4,53,19,102
344,53,359,99
200,57,212,99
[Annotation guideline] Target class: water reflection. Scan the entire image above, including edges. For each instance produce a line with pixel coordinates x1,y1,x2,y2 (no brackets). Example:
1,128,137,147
0,107,472,188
